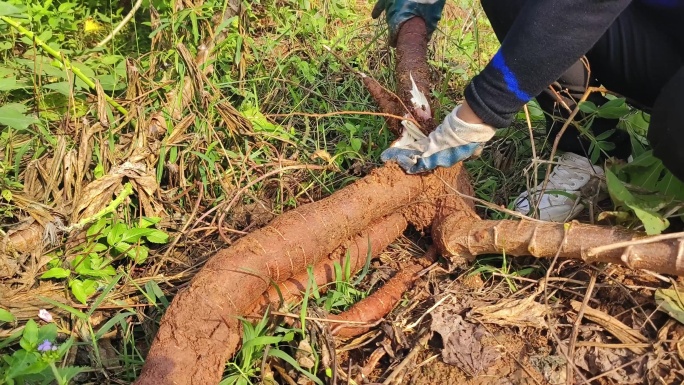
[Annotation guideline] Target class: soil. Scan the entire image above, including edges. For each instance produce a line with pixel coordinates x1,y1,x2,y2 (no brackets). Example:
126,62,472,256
410,332,548,385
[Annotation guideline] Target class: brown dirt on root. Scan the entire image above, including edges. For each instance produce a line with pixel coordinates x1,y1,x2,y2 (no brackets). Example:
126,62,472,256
395,18,436,133
251,213,408,313
134,163,475,385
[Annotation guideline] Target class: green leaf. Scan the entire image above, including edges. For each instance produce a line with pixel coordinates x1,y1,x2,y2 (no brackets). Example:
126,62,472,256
40,267,71,279
605,168,669,235
20,319,39,351
1,189,12,201
5,350,40,380
655,288,684,324
69,279,98,304
0,1,24,16
0,103,40,130
37,323,57,344
119,228,155,243
96,74,126,91
145,229,169,244
86,217,109,238
632,205,668,235
596,98,630,119
0,308,15,323
54,366,87,383
139,216,161,228
43,81,72,96
107,222,127,245
578,100,597,113
0,77,27,91
350,137,362,152
114,242,149,263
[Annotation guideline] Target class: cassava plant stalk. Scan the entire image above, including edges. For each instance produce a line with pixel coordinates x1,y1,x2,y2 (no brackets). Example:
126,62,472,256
435,218,684,275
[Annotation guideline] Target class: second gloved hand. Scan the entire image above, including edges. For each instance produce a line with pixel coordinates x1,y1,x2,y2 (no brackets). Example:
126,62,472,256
371,0,446,46
381,105,496,174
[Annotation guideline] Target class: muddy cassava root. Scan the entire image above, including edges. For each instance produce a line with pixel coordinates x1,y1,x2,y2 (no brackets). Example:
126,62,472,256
135,16,684,385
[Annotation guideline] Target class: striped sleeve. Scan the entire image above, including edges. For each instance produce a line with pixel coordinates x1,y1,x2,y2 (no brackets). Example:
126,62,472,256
465,0,632,128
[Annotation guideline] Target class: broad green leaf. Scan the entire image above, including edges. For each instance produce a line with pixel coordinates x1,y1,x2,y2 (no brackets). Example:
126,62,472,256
597,98,630,119
632,205,668,235
139,216,161,228
37,323,57,344
119,228,156,243
0,103,39,130
20,319,39,351
578,100,597,113
145,229,169,244
350,137,362,152
40,267,71,279
114,242,149,263
96,74,126,91
0,1,24,16
86,217,109,238
15,57,67,79
655,288,684,324
107,222,127,245
0,77,28,91
43,81,72,96
0,308,15,323
55,366,87,383
5,350,40,380
69,279,97,304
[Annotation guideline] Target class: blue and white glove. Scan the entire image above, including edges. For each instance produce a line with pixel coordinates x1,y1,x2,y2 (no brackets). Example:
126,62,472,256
381,105,496,174
371,0,446,46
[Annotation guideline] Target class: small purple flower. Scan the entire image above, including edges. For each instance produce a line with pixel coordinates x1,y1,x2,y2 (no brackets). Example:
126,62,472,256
38,309,53,323
37,340,54,352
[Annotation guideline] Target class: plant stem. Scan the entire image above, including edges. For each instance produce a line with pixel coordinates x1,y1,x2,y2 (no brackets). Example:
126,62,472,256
0,16,129,115
63,182,134,232
49,362,65,385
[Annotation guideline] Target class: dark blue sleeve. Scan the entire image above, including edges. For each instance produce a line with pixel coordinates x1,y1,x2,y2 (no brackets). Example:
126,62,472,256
465,0,632,128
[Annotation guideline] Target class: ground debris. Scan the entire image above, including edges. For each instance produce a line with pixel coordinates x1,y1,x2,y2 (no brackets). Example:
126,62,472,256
570,330,646,383
430,304,500,376
471,294,547,329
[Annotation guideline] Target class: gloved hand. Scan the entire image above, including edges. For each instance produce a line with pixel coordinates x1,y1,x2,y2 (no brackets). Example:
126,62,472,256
381,105,496,174
371,0,446,46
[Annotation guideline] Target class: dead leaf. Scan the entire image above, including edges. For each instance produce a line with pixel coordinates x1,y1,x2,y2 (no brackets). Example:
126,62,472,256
72,174,124,222
295,339,315,370
471,296,547,329
572,332,646,384
431,305,500,376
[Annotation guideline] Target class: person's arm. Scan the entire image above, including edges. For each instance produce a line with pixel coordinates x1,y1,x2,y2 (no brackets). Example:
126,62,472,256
465,0,632,127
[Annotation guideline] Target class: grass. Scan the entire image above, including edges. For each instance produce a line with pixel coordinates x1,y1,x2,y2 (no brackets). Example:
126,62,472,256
1,0,682,384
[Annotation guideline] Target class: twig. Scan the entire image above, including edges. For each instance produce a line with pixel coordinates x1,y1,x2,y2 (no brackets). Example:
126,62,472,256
523,104,540,215
437,175,545,222
96,0,144,47
382,331,430,385
536,86,608,213
566,269,598,385
155,182,204,274
587,231,684,257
